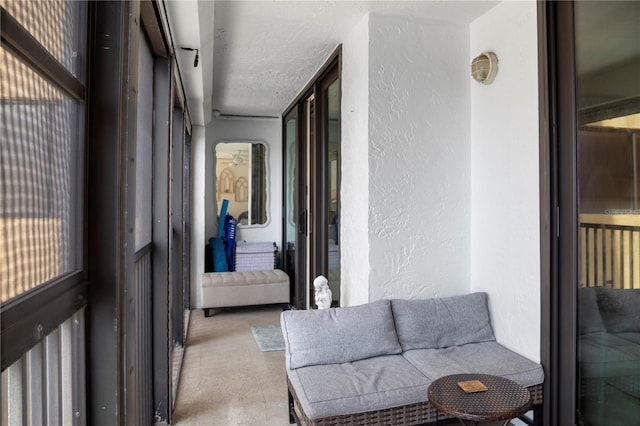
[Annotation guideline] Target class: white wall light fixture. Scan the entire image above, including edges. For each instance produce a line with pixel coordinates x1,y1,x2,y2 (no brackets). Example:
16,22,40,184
471,52,498,85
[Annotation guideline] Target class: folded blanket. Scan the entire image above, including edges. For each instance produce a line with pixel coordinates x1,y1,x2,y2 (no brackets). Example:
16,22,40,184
235,241,276,254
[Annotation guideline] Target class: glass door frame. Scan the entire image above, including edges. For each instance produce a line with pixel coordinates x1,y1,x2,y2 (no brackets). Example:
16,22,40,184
540,1,578,425
540,1,640,424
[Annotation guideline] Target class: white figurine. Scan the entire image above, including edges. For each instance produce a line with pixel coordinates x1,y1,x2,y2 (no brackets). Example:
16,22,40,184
313,275,332,309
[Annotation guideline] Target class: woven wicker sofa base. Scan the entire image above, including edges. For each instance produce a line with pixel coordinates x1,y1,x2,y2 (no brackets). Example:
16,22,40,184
288,378,543,426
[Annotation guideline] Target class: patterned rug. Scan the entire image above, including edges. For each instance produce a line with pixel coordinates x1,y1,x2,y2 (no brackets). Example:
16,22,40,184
250,324,285,352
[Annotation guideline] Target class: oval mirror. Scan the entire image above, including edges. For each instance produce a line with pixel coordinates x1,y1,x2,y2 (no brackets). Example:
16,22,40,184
215,141,268,226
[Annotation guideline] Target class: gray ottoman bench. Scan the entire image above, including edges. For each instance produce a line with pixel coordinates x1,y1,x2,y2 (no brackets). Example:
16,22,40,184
200,269,290,317
280,292,544,425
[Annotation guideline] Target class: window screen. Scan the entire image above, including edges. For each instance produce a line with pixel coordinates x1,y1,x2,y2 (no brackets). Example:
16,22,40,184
0,0,86,80
135,32,154,252
0,1,86,304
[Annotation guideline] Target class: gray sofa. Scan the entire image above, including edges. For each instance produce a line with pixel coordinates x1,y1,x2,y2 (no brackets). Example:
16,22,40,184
280,292,544,426
578,286,640,424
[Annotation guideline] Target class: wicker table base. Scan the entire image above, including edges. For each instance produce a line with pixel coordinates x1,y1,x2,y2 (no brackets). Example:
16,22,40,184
427,374,533,426
287,375,542,425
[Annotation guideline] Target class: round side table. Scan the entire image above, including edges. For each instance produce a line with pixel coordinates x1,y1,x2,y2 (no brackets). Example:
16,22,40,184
427,373,532,426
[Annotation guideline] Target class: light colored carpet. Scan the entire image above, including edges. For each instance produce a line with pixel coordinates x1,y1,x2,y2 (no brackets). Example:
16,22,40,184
251,324,285,352
172,305,289,426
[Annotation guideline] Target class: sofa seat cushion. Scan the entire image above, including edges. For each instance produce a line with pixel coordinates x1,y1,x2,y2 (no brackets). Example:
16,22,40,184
403,341,544,387
616,332,640,345
604,374,640,399
580,331,636,349
579,332,640,379
391,292,495,351
287,354,430,420
281,300,401,369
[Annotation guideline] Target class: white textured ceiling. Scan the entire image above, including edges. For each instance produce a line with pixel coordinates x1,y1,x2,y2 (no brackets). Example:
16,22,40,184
211,1,499,118
165,0,215,125
166,0,499,125
165,1,640,126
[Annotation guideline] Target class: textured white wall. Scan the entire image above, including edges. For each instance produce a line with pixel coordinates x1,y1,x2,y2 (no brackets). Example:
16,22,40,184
367,14,471,302
189,117,282,308
341,14,370,307
470,1,540,362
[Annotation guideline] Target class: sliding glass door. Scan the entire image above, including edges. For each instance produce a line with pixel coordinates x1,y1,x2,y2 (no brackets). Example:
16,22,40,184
550,2,640,424
282,48,341,309
575,2,640,424
283,108,303,307
319,70,341,307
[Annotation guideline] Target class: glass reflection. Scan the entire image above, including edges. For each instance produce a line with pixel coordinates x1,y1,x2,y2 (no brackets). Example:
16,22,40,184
576,2,640,424
326,78,341,306
215,142,267,226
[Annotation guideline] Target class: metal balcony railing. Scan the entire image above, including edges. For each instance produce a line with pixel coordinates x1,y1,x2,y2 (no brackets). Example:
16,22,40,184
1,308,86,425
580,220,640,289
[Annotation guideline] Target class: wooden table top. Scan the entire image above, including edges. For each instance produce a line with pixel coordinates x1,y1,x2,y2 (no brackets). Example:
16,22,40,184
427,373,532,423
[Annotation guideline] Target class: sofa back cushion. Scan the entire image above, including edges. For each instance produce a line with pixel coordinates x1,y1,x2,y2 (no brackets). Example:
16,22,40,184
597,287,640,333
391,292,495,351
578,287,606,334
281,299,401,369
